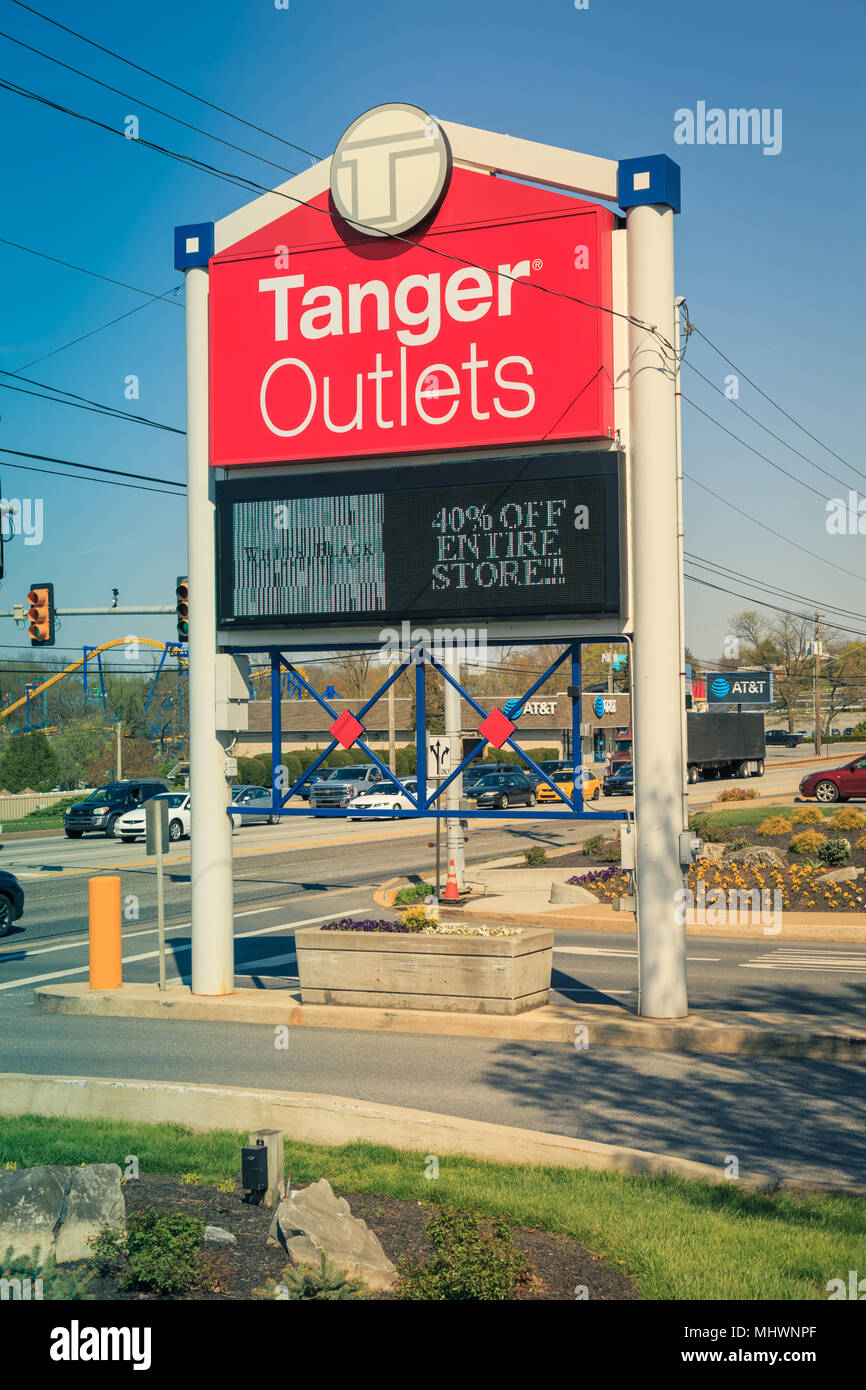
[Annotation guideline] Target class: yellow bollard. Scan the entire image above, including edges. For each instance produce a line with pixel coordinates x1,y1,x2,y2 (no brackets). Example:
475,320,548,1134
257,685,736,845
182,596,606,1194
89,876,122,990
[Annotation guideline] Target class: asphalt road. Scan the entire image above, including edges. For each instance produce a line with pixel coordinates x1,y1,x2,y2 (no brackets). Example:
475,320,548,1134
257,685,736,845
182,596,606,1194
1,742,864,1185
1,742,857,945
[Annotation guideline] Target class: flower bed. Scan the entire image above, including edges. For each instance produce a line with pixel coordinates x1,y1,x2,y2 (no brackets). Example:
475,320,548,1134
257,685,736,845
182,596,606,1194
568,861,866,912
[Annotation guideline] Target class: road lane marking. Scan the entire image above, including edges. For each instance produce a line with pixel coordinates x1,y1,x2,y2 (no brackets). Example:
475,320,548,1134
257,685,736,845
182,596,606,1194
0,885,377,960
554,945,719,961
0,910,363,992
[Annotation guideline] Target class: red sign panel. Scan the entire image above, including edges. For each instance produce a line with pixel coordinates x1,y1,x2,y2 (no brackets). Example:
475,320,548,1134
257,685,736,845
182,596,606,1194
209,167,614,467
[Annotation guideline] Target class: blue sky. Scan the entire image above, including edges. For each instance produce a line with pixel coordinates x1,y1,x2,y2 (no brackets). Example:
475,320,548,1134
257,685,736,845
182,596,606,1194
0,0,863,675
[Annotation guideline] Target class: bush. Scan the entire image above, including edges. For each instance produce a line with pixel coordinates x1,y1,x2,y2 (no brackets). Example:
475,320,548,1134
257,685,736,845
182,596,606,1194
726,835,748,851
757,816,793,838
400,905,439,931
716,788,759,802
790,830,827,855
254,1252,367,1300
827,807,866,832
790,806,824,825
0,1245,94,1300
583,834,606,857
393,882,434,905
91,1207,222,1294
817,837,851,868
399,1210,534,1301
524,846,547,866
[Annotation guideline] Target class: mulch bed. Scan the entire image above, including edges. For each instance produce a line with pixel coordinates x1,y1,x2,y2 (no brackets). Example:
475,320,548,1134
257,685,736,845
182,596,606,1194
80,1173,638,1300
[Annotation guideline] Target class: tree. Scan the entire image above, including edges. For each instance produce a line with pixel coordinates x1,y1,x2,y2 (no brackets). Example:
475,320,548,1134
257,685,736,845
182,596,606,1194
732,610,812,730
52,720,110,790
0,731,61,792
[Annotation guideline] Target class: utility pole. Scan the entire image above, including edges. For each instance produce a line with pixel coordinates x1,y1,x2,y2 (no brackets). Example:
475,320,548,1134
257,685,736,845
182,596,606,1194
626,185,689,1019
387,665,396,775
814,613,823,759
442,653,465,893
116,720,122,782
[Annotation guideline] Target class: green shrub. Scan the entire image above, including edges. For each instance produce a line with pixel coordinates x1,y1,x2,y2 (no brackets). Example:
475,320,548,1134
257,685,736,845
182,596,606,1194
91,1207,222,1294
524,846,548,866
583,834,605,857
789,806,824,825
394,882,434,905
0,1246,94,1300
254,1252,367,1300
757,816,793,838
790,830,826,855
817,837,851,868
726,835,748,851
399,1210,534,1301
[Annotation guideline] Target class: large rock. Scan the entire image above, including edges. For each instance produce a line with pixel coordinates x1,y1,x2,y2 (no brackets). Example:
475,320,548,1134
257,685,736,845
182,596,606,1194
723,846,786,867
268,1178,397,1292
0,1164,124,1264
816,866,864,884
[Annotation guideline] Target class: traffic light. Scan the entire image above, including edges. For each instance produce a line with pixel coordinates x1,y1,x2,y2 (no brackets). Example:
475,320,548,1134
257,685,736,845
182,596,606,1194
27,582,55,646
176,576,189,643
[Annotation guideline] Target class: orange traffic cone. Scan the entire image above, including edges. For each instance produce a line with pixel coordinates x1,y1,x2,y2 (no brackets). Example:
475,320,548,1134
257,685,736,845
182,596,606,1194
444,858,460,901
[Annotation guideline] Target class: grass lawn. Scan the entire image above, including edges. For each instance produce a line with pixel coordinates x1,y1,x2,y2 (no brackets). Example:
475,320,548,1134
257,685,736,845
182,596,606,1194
693,805,837,830
2,1114,862,1300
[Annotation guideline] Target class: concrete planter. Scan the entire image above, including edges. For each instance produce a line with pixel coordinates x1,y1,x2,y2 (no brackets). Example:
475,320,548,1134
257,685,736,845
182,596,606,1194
295,925,554,1014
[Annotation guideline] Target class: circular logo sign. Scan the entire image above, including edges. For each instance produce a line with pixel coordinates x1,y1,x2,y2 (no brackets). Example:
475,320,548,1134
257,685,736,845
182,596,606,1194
330,103,452,238
593,695,605,719
710,677,731,698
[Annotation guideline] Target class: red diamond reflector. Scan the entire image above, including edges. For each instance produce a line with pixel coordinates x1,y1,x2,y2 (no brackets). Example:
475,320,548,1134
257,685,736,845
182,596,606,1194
478,708,516,750
330,710,364,750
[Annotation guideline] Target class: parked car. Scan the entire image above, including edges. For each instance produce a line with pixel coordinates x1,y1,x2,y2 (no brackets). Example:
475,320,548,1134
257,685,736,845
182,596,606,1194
309,765,385,811
844,727,855,736
799,757,866,803
536,767,601,802
349,778,418,819
766,729,803,748
229,785,281,827
0,869,24,937
603,762,634,796
464,771,536,809
63,779,168,838
116,791,190,843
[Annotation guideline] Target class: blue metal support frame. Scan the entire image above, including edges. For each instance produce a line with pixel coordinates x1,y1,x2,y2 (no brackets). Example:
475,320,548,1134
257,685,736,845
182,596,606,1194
228,640,630,824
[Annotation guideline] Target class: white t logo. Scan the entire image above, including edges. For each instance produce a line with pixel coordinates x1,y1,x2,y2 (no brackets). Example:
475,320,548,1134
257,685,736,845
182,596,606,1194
331,103,451,237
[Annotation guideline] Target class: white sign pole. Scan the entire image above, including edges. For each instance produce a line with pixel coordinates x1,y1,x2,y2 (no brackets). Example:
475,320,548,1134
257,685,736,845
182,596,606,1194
184,263,235,996
442,660,466,893
627,199,689,1019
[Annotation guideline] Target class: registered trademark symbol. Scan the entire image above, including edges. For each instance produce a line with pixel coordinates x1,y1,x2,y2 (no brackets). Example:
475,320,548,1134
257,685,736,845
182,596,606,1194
532,258,543,270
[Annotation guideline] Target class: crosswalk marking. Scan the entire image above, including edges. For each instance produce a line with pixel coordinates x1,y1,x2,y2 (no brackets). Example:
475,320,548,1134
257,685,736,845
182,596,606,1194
741,948,866,974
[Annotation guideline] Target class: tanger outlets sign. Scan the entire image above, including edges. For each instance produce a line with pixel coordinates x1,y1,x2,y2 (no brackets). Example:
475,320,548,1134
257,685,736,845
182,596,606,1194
216,452,621,629
209,113,614,467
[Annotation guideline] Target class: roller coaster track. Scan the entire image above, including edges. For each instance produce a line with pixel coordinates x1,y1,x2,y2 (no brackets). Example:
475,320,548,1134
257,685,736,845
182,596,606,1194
0,638,188,721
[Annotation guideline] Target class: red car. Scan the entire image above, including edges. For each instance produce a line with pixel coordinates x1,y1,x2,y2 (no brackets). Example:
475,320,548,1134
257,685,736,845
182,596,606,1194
799,757,866,803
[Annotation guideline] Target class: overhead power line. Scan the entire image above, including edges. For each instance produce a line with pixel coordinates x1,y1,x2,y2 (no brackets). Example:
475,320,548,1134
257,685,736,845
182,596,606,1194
8,0,323,160
0,447,184,497
0,368,184,435
0,28,304,181
684,571,866,640
683,473,866,585
683,552,866,624
681,356,866,490
689,321,857,475
0,237,183,305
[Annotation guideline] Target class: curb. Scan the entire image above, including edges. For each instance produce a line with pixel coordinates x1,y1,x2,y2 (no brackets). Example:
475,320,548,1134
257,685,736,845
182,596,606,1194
33,982,866,1060
0,1072,777,1191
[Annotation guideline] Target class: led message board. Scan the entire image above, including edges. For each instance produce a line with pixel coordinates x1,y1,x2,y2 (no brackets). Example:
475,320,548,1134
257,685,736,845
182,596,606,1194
216,451,621,630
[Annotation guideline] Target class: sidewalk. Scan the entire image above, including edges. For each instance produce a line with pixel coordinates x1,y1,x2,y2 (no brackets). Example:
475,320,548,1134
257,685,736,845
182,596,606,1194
34,980,866,1060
